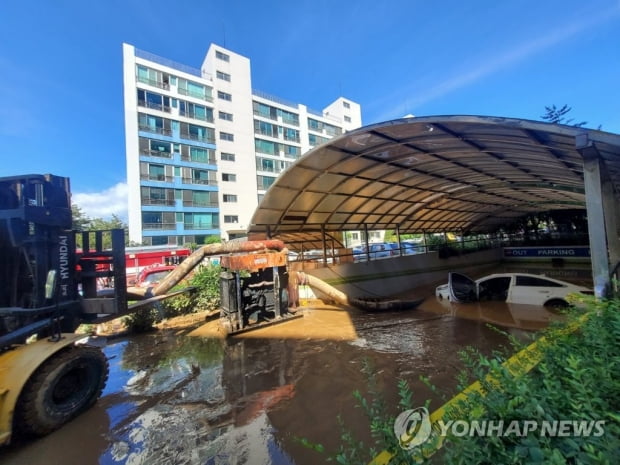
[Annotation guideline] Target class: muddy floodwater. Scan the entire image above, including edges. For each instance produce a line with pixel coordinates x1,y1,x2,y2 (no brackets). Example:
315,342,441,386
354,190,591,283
2,275,577,465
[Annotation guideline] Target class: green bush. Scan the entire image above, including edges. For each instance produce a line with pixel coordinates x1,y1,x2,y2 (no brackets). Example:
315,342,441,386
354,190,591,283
124,307,162,333
162,263,222,317
124,263,222,332
441,300,620,465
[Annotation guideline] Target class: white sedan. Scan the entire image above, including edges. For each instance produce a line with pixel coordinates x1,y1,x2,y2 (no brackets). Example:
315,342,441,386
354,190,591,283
435,272,592,307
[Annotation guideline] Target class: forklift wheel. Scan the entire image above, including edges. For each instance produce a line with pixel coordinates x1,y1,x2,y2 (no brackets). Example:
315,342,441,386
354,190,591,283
14,345,109,437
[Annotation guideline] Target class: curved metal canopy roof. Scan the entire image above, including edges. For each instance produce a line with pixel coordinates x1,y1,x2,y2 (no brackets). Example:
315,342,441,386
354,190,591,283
248,115,620,248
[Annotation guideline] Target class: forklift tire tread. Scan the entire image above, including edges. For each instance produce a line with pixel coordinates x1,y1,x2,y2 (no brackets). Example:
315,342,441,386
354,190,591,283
14,345,109,437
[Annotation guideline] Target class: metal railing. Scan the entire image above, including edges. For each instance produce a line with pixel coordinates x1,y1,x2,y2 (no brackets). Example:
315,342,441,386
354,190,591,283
182,201,218,208
137,100,171,113
180,154,217,164
252,89,299,109
180,177,215,186
177,87,213,102
183,223,220,230
179,132,215,144
142,222,176,230
179,109,214,122
139,125,172,136
136,48,203,78
137,76,170,90
140,174,173,183
140,197,175,206
140,150,172,158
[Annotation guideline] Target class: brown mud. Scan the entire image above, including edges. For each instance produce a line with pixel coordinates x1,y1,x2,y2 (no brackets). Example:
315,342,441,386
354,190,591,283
1,266,587,465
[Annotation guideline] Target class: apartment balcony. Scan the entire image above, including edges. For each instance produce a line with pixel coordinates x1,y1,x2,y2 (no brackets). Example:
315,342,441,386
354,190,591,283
139,125,173,137
138,100,171,113
179,132,215,144
253,109,278,121
182,200,218,208
140,150,172,159
137,76,170,90
184,223,220,230
179,110,214,123
143,222,176,230
180,154,217,165
181,177,217,187
141,197,175,207
177,87,213,102
140,174,174,183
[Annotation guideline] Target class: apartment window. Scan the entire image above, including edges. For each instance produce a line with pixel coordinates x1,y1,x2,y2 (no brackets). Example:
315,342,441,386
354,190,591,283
193,169,210,185
177,78,212,101
221,152,235,162
179,101,214,122
139,138,171,157
324,122,342,137
257,175,276,190
283,144,301,159
136,65,170,90
217,91,232,101
219,111,233,121
222,173,236,182
138,113,171,136
309,133,330,146
255,138,277,155
179,123,214,143
189,146,214,163
308,118,322,131
220,132,234,141
254,120,278,138
216,50,230,62
216,70,231,82
256,157,289,174
223,194,237,203
224,215,239,223
344,116,351,123
137,90,170,112
283,127,300,143
148,164,166,181
343,101,351,109
185,212,218,228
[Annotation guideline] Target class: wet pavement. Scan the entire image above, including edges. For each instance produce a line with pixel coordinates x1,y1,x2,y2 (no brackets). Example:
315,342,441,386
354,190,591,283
1,269,583,465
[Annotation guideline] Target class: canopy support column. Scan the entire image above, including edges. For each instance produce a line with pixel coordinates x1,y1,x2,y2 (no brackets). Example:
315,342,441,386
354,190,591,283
578,135,611,298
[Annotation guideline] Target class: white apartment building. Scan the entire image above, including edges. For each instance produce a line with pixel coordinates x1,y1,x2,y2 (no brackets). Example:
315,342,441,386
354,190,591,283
123,43,362,246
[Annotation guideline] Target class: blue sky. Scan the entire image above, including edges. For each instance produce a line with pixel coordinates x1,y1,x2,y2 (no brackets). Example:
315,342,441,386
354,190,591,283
1,0,619,219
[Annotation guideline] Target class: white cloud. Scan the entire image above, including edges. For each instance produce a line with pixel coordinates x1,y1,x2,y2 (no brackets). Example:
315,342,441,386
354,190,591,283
72,182,128,221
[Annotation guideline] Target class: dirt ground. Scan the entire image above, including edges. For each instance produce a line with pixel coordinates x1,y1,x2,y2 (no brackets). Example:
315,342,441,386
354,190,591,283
92,310,219,338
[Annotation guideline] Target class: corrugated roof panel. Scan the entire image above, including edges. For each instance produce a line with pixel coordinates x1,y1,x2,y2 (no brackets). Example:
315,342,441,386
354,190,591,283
249,116,620,246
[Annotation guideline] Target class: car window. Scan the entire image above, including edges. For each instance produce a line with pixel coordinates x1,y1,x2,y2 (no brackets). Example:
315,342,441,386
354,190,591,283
143,270,171,284
515,276,564,287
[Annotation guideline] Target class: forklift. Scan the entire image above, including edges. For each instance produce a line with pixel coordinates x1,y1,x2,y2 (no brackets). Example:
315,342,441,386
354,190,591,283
0,173,303,446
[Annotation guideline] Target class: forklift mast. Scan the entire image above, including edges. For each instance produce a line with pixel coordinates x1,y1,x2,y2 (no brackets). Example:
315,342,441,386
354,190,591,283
0,174,127,351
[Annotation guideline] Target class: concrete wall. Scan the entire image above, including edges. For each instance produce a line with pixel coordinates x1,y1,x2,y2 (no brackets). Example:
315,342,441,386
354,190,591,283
300,248,503,299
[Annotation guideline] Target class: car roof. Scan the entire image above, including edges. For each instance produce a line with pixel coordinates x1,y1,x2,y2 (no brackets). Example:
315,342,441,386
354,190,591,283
475,272,579,286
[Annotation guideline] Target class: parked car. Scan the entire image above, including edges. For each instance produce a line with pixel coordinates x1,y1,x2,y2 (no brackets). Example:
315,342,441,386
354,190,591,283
435,272,592,307
401,242,419,255
132,263,176,288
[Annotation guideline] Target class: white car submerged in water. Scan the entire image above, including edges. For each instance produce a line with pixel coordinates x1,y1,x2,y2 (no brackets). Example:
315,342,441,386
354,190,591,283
435,272,592,307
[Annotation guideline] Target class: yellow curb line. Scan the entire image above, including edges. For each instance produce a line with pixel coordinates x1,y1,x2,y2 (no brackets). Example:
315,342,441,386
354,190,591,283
369,313,588,465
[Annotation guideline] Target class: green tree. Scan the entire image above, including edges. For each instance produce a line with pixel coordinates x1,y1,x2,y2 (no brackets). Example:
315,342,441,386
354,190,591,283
71,205,129,248
541,104,587,127
71,204,91,230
